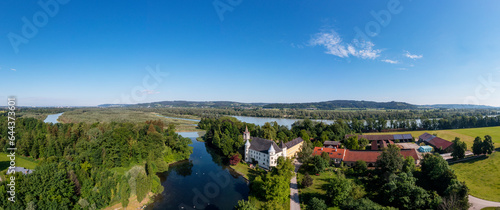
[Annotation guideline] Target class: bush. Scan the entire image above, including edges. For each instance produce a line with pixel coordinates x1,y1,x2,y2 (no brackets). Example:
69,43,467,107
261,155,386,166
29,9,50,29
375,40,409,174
136,172,150,202
308,197,327,210
301,173,314,188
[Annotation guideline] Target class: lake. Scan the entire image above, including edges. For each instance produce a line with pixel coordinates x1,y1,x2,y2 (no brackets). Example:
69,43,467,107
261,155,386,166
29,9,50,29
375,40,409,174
43,112,64,124
148,132,249,210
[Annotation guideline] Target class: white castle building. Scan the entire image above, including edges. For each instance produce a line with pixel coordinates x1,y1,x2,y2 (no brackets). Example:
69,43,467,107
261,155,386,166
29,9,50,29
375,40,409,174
243,126,303,169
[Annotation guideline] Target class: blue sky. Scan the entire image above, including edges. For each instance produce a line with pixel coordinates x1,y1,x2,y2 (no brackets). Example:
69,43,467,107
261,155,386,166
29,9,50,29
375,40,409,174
1,0,500,106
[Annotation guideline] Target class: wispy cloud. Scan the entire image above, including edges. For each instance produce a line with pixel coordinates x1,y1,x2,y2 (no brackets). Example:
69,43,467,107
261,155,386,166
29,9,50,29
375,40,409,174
381,59,398,64
309,30,381,59
10,68,16,71
397,67,408,71
404,51,423,59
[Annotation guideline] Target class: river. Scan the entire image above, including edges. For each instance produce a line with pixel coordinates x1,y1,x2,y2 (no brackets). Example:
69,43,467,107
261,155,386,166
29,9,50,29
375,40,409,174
148,132,249,210
43,112,64,124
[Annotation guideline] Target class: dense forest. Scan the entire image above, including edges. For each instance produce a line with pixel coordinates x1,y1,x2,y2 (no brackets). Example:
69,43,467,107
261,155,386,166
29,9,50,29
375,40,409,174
262,100,418,110
147,106,499,122
0,116,192,209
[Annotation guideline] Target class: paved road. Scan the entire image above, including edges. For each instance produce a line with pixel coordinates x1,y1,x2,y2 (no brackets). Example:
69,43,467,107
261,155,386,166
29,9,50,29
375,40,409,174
469,195,500,210
290,159,302,210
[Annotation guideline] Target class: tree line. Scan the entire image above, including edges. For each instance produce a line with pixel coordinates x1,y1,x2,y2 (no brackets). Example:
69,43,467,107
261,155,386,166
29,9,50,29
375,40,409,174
0,117,192,209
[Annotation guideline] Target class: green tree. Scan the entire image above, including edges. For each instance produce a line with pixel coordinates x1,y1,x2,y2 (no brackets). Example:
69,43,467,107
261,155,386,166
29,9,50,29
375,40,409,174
301,173,313,188
353,160,367,174
263,174,290,204
358,137,369,150
402,156,416,173
344,136,360,150
235,200,257,210
380,172,440,209
300,130,310,142
482,135,495,154
326,174,352,207
308,197,327,210
451,137,466,160
297,140,313,162
120,176,131,208
310,155,328,174
136,171,149,202
375,145,403,174
472,136,483,155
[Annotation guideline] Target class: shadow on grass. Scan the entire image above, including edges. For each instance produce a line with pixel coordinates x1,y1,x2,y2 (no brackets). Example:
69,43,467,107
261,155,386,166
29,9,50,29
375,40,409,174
449,155,489,165
0,161,9,171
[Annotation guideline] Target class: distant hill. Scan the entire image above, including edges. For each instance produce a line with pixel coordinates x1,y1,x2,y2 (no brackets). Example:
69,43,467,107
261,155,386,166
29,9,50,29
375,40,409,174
98,100,498,110
419,104,499,109
262,100,418,110
98,101,268,108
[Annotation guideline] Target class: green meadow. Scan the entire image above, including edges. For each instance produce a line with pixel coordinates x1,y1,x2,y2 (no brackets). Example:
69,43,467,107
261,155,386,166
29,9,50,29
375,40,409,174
372,126,500,201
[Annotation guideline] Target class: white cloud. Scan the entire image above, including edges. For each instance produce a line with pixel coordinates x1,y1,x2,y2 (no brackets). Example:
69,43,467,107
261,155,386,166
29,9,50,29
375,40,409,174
397,67,408,71
404,51,423,59
382,59,398,64
309,30,381,59
10,68,16,71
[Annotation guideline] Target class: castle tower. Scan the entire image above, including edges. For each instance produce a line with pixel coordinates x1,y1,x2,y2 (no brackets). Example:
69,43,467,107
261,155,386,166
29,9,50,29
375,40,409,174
244,138,251,162
243,126,250,141
280,140,287,158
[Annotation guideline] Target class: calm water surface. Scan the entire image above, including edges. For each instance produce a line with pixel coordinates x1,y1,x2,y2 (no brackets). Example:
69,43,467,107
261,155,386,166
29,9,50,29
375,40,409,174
148,132,249,210
43,112,64,124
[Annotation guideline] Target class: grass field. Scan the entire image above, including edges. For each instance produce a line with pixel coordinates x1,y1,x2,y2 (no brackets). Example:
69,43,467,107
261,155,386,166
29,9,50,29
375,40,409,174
297,168,340,210
369,126,500,150
230,162,250,180
0,152,39,180
374,126,500,201
450,152,500,202
57,108,200,132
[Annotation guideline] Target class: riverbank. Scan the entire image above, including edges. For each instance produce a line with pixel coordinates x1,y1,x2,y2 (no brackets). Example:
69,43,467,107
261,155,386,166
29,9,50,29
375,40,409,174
102,192,154,210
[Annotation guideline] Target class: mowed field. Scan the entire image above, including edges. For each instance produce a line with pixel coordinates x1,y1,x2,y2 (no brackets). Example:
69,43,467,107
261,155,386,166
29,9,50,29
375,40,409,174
373,126,500,150
370,126,500,202
450,152,500,202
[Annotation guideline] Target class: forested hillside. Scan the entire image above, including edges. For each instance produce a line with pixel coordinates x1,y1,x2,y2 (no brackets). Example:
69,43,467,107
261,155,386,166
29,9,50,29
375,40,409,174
0,117,192,209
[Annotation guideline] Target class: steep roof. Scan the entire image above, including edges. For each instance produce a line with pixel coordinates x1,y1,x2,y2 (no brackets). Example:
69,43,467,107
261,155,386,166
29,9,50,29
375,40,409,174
244,126,249,134
285,137,304,148
249,137,282,154
419,133,435,142
400,149,420,161
312,147,346,159
428,137,454,150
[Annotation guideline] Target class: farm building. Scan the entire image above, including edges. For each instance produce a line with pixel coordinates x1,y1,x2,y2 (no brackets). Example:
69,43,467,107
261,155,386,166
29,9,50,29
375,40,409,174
312,147,346,165
323,141,340,148
345,134,413,150
312,147,420,167
418,133,454,153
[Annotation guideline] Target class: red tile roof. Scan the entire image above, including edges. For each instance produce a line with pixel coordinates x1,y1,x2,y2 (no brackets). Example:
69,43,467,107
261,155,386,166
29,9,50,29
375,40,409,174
343,149,420,163
312,147,346,159
344,150,381,163
428,137,454,150
400,149,420,161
